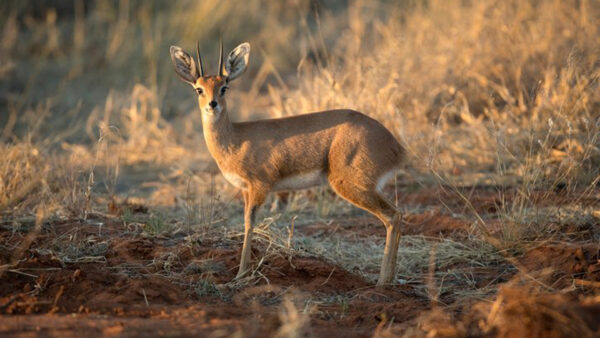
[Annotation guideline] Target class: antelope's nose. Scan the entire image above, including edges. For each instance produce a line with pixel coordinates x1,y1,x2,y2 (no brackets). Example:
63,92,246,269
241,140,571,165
209,100,218,108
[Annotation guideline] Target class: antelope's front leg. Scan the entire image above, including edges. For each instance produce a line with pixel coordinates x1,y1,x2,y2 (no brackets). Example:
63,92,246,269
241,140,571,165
236,187,266,279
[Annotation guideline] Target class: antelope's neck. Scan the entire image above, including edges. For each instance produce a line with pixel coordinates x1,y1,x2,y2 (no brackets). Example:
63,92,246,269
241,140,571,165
202,111,236,161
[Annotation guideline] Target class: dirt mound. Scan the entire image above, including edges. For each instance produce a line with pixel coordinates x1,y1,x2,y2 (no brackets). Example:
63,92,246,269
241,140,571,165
261,255,371,293
519,243,600,288
108,238,157,264
1,259,189,315
185,244,372,293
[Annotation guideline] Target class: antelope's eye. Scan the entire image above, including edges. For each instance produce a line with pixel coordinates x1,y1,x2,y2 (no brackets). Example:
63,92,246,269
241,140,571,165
195,87,204,95
220,86,228,96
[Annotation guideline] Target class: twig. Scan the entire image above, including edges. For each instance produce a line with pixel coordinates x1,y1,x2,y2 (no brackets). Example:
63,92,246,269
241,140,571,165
573,279,600,288
426,244,439,307
0,294,20,310
50,285,64,313
142,288,149,306
7,269,38,278
321,267,336,286
287,215,297,250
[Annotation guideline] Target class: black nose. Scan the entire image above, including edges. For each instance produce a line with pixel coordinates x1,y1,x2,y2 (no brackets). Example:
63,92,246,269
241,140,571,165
209,100,218,108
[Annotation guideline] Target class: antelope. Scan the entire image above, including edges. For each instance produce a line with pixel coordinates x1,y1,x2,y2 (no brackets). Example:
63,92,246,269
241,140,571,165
169,41,404,286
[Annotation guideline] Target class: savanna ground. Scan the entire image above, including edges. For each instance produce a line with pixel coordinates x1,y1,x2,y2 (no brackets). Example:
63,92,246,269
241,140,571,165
1,1,600,337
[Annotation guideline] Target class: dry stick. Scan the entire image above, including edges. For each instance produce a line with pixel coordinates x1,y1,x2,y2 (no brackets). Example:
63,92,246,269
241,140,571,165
426,244,439,308
50,285,65,313
484,294,504,333
573,279,600,288
287,215,297,250
7,269,38,278
84,170,93,222
0,294,20,311
142,288,149,307
321,267,336,286
288,216,297,268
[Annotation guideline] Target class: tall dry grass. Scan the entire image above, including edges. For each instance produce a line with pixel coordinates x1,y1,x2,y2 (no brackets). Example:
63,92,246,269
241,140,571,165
0,0,599,237
270,0,599,184
262,0,600,244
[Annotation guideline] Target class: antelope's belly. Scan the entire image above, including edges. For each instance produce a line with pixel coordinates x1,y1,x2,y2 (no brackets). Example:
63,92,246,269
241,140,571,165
222,171,247,189
273,170,327,192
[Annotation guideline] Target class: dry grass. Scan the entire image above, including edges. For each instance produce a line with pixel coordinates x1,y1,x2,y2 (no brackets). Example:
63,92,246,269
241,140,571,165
1,0,600,335
388,277,600,337
1,0,597,222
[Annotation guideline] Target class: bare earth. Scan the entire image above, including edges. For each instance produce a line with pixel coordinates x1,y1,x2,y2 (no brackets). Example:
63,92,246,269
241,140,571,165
1,187,599,337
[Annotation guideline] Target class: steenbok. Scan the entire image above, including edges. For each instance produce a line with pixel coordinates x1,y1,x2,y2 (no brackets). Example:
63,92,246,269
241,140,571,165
170,41,404,286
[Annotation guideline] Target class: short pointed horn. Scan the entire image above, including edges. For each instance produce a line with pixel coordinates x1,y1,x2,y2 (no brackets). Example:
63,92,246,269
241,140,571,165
196,40,204,77
218,38,224,77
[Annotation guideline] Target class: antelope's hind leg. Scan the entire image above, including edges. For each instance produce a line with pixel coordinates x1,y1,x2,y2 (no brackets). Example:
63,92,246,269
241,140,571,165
380,212,402,285
327,174,402,286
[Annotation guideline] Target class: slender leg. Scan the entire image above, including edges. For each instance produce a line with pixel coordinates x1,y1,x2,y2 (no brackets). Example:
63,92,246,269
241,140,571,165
377,213,402,286
327,172,402,286
388,213,403,277
236,187,266,279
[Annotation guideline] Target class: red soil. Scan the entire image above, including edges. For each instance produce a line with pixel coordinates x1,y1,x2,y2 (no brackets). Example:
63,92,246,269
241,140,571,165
0,219,428,337
1,187,598,336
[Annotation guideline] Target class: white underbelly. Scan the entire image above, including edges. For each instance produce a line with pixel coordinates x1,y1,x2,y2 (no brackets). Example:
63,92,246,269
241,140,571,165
376,168,397,193
273,170,327,192
222,171,247,189
221,170,327,191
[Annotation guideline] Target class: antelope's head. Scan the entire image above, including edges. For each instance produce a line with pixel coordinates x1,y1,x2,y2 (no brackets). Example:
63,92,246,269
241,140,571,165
170,41,250,121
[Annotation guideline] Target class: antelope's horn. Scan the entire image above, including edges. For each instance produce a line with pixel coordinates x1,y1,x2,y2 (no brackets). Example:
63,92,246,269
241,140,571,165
218,38,224,77
196,40,204,77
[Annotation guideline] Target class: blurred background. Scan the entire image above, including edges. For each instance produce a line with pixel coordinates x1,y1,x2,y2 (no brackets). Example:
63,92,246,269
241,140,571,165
1,0,599,219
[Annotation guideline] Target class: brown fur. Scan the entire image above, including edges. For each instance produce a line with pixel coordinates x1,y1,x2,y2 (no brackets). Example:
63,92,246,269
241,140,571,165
171,44,405,285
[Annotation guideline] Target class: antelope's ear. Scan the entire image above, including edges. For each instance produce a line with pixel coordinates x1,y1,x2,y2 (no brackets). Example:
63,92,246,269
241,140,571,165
170,46,199,85
224,42,250,82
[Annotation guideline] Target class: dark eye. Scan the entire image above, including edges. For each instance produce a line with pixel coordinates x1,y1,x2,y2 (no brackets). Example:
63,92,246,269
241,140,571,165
220,86,228,96
195,87,204,95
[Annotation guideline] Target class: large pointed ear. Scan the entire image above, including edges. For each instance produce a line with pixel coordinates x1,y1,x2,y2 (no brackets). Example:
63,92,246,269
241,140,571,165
170,46,199,85
224,42,250,82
